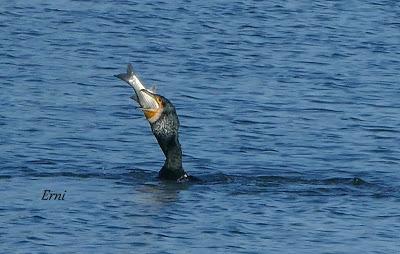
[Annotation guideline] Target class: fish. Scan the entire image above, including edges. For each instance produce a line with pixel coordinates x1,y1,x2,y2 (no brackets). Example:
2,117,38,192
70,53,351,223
114,64,159,110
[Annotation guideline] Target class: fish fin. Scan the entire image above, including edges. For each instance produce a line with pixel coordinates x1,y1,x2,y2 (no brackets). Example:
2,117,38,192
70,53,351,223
114,63,135,83
130,94,139,102
149,85,157,93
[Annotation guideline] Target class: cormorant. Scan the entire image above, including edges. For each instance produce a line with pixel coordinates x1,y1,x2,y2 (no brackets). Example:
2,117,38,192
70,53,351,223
115,64,190,182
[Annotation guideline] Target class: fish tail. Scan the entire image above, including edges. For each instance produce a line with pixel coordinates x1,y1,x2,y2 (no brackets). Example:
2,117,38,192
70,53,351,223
114,63,135,83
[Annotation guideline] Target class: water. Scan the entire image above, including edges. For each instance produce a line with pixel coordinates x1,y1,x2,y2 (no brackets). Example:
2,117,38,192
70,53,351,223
1,0,400,253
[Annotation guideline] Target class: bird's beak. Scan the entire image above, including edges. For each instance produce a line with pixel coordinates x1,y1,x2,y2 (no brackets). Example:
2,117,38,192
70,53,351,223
140,89,163,120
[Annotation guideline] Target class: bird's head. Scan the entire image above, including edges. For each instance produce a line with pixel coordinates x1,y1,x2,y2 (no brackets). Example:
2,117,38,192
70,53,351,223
139,89,180,155
139,89,177,124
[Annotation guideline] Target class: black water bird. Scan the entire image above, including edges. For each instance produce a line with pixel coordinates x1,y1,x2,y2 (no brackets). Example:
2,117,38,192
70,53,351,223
115,64,190,182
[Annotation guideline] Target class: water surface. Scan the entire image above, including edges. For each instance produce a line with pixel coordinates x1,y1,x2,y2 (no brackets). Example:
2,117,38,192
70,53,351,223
1,0,399,253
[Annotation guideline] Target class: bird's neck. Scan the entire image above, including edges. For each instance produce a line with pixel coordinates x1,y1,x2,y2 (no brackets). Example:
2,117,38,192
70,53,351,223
158,136,186,180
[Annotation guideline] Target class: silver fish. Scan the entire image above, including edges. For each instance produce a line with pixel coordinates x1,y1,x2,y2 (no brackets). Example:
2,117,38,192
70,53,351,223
114,64,159,110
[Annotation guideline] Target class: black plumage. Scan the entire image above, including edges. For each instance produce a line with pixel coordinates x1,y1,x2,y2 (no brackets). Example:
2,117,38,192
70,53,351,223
147,94,188,180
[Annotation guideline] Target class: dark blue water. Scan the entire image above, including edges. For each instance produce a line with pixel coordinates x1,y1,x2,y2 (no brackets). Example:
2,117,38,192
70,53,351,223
1,0,400,253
